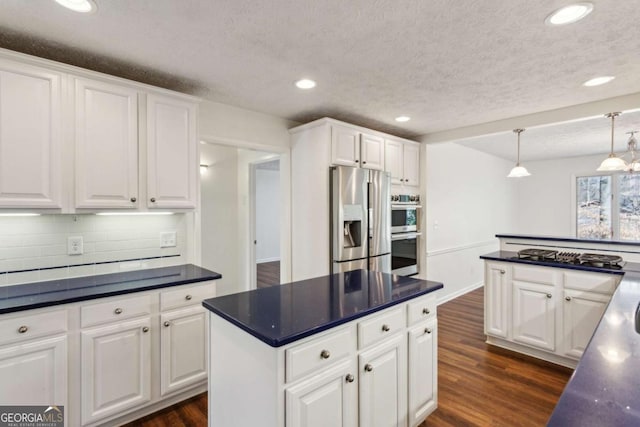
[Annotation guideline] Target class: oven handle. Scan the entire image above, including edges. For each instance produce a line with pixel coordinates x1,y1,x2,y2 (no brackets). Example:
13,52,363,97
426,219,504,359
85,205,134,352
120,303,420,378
391,232,422,241
392,204,422,209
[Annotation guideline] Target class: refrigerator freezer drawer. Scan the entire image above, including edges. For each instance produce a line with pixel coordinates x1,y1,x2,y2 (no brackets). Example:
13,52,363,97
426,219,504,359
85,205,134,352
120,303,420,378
333,259,368,274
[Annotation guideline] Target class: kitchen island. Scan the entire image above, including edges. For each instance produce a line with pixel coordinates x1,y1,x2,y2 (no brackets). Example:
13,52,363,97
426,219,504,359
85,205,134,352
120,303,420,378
481,234,640,425
203,269,443,427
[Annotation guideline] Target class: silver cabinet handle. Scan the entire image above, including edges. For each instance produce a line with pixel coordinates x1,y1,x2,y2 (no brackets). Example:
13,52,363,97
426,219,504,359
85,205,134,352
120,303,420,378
425,328,432,334
164,321,171,327
364,364,373,372
381,324,390,332
546,294,552,299
142,326,149,333
185,295,192,301
114,308,123,315
500,270,506,275
130,197,137,202
150,197,156,202
345,374,355,383
320,350,331,359
422,308,430,315
17,325,28,334
565,296,572,301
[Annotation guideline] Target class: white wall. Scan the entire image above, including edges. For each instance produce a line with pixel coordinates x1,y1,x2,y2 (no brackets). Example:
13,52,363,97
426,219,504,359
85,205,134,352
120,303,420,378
256,168,281,263
0,213,188,286
517,153,604,236
425,142,519,302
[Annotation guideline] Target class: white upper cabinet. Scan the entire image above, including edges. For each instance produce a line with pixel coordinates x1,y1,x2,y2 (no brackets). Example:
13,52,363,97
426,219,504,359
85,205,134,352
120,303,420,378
331,125,360,167
75,78,139,208
146,93,197,209
384,139,420,187
360,133,384,170
0,59,62,208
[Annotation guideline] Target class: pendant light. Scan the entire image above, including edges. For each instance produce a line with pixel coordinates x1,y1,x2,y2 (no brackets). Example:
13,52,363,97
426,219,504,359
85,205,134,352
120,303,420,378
597,112,626,171
507,129,531,178
624,131,640,172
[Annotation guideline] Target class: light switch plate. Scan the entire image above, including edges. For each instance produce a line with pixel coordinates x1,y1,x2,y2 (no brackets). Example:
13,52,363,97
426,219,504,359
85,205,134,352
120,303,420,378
68,236,83,255
160,231,177,248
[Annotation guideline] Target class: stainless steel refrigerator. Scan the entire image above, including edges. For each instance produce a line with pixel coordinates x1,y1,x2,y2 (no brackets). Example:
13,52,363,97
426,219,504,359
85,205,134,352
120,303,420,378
330,166,391,274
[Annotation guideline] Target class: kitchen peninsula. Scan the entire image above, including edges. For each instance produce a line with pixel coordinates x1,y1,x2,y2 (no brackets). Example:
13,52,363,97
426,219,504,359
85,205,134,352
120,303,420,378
481,234,640,425
203,269,443,427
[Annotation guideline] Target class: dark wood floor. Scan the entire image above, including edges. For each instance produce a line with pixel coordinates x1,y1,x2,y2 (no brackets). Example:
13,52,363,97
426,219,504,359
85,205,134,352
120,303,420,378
257,260,280,288
124,287,572,427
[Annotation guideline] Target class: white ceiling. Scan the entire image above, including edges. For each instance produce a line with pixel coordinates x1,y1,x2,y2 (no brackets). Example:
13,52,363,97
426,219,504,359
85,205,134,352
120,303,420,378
0,0,639,150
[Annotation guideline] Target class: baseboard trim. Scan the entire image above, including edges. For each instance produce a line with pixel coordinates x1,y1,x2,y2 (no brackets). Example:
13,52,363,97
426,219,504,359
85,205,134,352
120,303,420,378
437,281,484,305
486,336,578,369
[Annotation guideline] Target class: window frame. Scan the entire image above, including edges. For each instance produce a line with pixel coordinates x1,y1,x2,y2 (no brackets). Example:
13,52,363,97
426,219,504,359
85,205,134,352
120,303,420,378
573,172,625,240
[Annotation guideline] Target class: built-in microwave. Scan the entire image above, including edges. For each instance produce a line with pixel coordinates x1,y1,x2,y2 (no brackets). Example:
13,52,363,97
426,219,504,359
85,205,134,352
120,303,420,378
391,204,420,233
391,232,420,276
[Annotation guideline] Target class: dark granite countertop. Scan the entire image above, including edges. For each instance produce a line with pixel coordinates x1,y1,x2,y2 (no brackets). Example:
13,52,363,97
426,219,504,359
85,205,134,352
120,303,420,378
0,264,221,314
202,269,443,347
480,250,640,425
496,233,640,247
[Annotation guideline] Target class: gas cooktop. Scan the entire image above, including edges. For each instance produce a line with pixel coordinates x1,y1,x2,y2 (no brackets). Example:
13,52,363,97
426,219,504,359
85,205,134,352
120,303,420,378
515,248,625,269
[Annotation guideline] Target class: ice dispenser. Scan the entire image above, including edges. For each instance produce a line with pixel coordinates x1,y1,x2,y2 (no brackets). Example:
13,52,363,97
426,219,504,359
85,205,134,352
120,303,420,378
343,204,363,248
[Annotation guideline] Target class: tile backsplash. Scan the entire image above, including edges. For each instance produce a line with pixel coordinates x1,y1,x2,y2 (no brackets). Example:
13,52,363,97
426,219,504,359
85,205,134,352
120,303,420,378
0,214,188,286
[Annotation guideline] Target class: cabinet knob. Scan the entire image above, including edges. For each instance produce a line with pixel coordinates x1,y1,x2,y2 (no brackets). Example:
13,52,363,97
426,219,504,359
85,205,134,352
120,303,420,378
17,325,28,334
185,294,192,301
345,374,355,383
546,294,552,299
150,197,156,203
362,161,367,164
565,296,572,301
355,160,359,163
405,179,409,183
114,308,123,315
425,327,432,334
130,197,137,202
164,321,171,327
400,179,404,182
500,270,506,275
381,324,390,332
142,326,149,333
364,364,374,372
422,308,430,315
320,350,331,359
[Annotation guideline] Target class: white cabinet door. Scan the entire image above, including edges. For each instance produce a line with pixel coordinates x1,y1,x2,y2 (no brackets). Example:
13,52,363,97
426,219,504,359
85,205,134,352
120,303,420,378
563,289,610,359
81,317,151,425
286,359,358,427
359,334,407,427
75,78,139,208
408,319,437,427
160,306,208,396
0,59,62,208
331,125,360,167
512,281,555,351
384,140,403,185
485,262,510,338
402,143,420,187
360,133,384,170
146,93,197,209
0,335,67,405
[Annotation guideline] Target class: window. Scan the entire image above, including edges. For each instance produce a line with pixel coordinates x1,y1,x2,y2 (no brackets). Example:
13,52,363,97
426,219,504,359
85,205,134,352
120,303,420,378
576,174,640,241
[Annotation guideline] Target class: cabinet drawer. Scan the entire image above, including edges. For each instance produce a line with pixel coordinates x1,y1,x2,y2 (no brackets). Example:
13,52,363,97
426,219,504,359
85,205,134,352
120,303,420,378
407,295,437,326
358,307,404,349
285,327,354,383
513,265,558,285
160,281,215,311
81,294,152,328
0,309,67,346
563,271,618,294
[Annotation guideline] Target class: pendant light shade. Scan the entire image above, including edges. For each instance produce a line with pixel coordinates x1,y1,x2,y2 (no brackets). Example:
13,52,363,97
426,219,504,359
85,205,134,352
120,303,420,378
597,112,626,172
507,129,531,178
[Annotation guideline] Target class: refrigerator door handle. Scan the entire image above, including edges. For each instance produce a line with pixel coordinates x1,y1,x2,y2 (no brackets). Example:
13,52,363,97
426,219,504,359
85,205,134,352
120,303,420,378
368,208,373,238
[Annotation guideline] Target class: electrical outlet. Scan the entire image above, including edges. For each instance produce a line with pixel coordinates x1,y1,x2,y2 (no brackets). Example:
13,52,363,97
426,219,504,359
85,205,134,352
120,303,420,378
160,231,177,248
67,236,83,255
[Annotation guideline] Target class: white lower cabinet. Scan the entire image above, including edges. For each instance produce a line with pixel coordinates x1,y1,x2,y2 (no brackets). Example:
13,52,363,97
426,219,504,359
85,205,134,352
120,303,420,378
0,335,67,406
359,334,407,427
81,317,152,425
408,318,437,427
160,306,208,396
484,261,620,367
286,359,358,427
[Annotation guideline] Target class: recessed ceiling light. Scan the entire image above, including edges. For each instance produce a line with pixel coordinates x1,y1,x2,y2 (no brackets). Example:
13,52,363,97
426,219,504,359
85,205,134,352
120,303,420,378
545,2,593,26
583,76,615,87
395,116,410,122
54,0,97,13
295,79,316,89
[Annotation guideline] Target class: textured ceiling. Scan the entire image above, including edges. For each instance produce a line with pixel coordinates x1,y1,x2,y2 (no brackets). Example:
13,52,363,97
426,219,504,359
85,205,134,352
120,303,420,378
0,0,639,144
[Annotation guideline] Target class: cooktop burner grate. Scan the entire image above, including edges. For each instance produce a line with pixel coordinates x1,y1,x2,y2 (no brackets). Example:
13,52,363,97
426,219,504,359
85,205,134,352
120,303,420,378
517,248,558,261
